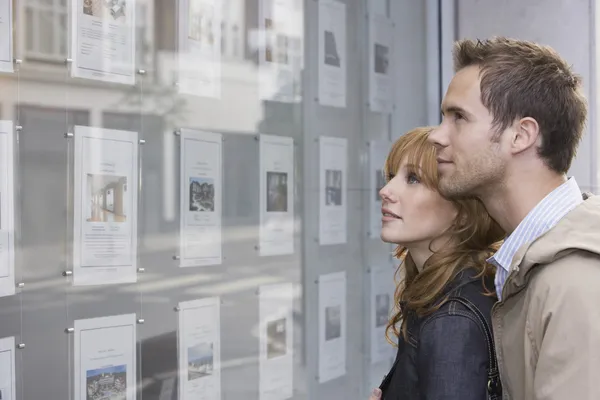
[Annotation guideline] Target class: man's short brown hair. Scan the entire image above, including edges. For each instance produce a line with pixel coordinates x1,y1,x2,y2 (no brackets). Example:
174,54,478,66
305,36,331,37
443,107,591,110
453,36,588,174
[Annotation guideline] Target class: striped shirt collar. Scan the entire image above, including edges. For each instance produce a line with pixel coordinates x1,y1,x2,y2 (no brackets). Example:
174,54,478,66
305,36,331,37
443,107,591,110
487,177,583,273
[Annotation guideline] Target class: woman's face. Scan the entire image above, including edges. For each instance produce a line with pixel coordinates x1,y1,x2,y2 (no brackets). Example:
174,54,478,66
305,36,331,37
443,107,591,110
379,159,458,248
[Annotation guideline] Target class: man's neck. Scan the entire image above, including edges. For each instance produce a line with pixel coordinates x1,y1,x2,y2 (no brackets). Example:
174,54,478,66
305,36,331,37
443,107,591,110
479,172,567,234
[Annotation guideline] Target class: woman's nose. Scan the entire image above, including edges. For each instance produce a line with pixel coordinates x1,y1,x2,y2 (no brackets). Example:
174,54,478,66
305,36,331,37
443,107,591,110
379,184,393,202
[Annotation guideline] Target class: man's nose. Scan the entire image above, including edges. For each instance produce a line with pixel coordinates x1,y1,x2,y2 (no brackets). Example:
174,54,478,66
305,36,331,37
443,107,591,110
427,126,448,149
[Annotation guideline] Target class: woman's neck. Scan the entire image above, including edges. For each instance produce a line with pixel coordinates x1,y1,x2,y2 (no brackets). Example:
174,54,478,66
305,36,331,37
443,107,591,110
407,247,433,272
407,235,455,272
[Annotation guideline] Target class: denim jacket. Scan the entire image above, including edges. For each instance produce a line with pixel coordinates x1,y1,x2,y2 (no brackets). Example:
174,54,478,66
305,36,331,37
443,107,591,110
379,268,502,400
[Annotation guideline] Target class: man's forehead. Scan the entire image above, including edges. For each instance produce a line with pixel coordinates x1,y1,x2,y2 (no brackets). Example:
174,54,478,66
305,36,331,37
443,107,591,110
448,67,480,95
442,67,482,111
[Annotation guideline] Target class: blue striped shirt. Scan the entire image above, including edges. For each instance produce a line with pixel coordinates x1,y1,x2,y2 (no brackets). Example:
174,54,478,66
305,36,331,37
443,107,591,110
488,177,583,300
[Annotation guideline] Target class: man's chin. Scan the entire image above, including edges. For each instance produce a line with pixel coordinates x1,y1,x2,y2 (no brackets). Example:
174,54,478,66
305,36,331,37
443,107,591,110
438,178,468,199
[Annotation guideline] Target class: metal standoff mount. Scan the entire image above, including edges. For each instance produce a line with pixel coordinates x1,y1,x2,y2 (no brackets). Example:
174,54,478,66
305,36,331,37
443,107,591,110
62,270,73,277
137,267,145,273
64,132,74,139
65,58,73,64
173,129,181,136
13,59,22,65
137,69,146,76
174,306,181,312
139,139,146,145
65,327,74,334
16,343,25,349
15,125,22,132
137,318,145,324
172,255,180,261
16,282,24,289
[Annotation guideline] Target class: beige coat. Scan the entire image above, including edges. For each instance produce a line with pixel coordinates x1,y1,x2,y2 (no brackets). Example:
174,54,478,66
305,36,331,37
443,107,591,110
492,194,600,399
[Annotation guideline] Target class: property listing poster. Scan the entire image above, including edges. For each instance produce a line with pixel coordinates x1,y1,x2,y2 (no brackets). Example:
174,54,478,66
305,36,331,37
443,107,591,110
319,136,347,245
179,129,222,267
71,0,136,84
258,282,294,400
0,121,14,298
318,271,346,383
370,264,396,364
368,13,393,113
73,126,138,286
258,0,302,102
178,0,222,98
74,314,136,400
0,0,13,73
318,0,346,108
178,297,222,400
369,140,390,239
259,134,294,256
0,336,16,400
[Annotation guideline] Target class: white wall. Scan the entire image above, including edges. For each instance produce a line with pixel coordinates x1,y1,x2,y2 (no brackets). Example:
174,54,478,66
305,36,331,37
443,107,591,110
450,0,597,192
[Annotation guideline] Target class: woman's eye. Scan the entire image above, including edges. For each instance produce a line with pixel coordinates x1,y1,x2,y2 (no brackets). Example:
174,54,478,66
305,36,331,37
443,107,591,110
387,174,395,182
407,173,420,184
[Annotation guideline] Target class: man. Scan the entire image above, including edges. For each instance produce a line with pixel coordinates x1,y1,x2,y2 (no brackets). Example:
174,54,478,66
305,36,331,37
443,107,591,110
424,37,600,399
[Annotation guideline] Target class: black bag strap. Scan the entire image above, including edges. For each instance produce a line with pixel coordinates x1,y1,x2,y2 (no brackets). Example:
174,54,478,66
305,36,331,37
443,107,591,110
447,296,502,399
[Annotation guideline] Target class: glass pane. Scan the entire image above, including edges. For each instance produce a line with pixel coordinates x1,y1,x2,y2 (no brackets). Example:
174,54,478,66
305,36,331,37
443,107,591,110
9,2,426,400
38,11,55,55
58,13,67,56
25,8,35,51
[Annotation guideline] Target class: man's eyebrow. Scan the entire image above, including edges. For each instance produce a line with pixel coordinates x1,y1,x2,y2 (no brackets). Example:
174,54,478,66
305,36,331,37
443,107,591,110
441,105,471,116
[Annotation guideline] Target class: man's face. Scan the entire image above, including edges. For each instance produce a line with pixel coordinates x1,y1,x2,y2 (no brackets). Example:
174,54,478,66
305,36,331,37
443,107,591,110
428,65,509,198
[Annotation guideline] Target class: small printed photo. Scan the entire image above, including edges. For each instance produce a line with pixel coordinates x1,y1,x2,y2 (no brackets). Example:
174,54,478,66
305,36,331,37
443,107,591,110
83,0,126,21
325,305,342,341
189,177,215,212
86,364,127,400
267,171,288,212
323,30,341,67
188,0,214,44
83,0,99,17
375,169,385,201
86,174,128,223
107,0,127,20
375,293,390,328
374,43,390,75
187,342,214,381
266,318,287,359
325,169,342,206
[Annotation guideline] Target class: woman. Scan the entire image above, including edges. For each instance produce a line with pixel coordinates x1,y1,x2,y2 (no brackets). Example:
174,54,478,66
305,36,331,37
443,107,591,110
374,126,504,400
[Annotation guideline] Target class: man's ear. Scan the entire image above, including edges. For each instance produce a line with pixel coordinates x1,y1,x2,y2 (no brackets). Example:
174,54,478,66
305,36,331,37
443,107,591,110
510,117,540,155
